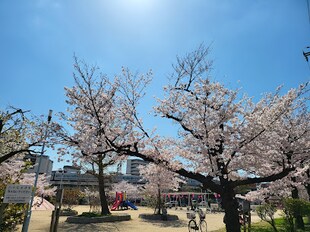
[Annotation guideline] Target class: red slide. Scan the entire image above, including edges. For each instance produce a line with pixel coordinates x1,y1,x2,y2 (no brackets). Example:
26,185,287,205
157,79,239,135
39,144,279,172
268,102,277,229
111,200,121,211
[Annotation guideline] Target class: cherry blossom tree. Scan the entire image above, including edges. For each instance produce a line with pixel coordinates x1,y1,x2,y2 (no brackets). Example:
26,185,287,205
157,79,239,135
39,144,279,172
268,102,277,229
20,173,56,197
54,46,308,231
0,108,46,164
139,163,184,215
0,107,55,230
246,166,310,203
113,45,309,232
0,158,56,199
83,187,101,212
54,57,152,215
110,180,139,200
0,158,55,230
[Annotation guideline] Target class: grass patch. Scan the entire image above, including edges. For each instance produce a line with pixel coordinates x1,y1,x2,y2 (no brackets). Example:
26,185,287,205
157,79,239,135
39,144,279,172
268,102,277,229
212,217,310,232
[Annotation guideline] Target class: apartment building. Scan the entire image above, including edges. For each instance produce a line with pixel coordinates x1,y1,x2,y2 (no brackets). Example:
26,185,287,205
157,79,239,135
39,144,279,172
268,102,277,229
126,158,148,176
24,154,53,175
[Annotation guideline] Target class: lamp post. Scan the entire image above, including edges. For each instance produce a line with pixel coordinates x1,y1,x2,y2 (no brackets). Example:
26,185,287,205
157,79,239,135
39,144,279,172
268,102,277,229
22,110,52,232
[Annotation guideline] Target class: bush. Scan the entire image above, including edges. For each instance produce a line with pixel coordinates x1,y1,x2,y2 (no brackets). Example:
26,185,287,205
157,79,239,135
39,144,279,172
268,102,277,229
62,188,82,209
0,203,26,232
256,203,278,232
282,198,310,231
60,208,78,216
78,196,88,205
141,195,157,208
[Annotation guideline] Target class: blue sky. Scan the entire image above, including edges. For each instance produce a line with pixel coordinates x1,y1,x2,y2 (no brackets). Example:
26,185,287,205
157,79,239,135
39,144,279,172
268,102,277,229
1,0,309,170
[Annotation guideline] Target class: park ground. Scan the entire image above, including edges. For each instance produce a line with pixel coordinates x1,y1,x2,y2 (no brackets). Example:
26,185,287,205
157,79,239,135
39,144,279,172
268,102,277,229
17,205,266,232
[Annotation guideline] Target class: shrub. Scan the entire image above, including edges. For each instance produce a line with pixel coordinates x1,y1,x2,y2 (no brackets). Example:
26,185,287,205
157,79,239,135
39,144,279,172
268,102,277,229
282,198,310,231
62,188,82,209
60,208,78,216
0,203,26,232
256,203,278,232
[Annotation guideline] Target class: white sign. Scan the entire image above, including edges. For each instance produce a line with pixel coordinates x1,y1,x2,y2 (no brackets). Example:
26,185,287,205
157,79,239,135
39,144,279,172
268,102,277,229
3,184,32,203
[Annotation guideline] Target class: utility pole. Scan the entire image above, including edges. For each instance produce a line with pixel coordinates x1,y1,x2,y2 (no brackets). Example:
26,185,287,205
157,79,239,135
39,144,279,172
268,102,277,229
22,110,53,232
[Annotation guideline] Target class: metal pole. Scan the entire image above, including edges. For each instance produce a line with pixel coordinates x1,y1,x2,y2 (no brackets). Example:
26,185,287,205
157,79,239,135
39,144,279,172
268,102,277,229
22,110,52,232
50,169,65,232
50,187,63,232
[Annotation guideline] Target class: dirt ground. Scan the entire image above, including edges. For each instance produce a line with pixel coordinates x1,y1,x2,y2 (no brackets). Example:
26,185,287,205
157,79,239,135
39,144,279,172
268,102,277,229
17,205,264,232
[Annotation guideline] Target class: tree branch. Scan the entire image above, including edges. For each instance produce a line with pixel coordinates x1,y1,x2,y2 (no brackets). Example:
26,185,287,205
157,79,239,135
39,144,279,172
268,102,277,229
0,149,34,164
232,167,295,187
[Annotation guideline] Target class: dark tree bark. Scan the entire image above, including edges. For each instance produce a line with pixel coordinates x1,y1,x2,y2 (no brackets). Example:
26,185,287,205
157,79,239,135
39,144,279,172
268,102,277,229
291,179,305,230
306,168,310,201
154,186,162,215
0,149,32,164
0,203,9,228
221,187,241,232
97,160,110,215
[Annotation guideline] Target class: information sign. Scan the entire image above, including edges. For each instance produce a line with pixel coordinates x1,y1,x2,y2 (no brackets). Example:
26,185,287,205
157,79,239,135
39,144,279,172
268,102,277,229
3,184,32,203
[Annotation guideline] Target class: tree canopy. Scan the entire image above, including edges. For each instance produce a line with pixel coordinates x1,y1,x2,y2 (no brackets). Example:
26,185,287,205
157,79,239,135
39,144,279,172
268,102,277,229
54,45,309,231
0,108,44,164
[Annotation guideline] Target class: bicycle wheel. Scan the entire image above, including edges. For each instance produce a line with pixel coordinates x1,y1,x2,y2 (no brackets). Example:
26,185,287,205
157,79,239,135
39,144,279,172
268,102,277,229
188,219,198,232
199,220,207,232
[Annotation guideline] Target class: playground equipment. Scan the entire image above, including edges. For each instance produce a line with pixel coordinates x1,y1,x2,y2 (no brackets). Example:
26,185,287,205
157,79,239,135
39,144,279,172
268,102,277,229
111,192,138,211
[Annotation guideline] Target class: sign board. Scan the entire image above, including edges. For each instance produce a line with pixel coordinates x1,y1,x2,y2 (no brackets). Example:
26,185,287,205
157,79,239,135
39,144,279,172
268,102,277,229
3,184,32,203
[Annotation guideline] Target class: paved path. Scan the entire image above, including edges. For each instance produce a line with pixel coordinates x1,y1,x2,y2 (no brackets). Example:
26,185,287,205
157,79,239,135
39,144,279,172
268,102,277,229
17,205,263,232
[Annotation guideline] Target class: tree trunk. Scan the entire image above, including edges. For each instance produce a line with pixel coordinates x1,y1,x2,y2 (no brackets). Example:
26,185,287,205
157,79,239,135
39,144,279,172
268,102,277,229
305,168,310,201
98,162,110,215
155,186,162,215
221,185,241,232
306,183,310,201
271,222,278,232
291,186,298,199
0,203,8,227
291,186,305,230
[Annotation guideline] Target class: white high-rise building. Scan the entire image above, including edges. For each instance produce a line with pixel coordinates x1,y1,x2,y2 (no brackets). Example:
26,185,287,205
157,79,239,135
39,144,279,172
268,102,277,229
126,158,148,176
25,154,53,175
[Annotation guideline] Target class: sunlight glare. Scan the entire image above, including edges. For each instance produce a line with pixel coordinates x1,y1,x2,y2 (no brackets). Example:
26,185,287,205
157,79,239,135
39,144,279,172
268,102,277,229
118,0,156,14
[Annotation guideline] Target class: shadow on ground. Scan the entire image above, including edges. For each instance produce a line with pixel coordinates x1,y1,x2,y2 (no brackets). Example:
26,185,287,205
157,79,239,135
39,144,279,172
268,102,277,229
58,219,188,231
58,222,121,232
146,219,188,228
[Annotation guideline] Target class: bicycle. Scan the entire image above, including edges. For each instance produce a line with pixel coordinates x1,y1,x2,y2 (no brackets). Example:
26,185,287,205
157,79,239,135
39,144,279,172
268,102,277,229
187,208,207,232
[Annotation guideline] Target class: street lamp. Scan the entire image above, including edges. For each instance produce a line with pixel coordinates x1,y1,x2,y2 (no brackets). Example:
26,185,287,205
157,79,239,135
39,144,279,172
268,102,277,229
22,110,52,232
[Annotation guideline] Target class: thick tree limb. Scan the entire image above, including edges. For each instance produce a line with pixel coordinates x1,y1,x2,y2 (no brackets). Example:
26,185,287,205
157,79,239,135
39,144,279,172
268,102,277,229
232,167,295,187
117,147,222,193
0,149,33,164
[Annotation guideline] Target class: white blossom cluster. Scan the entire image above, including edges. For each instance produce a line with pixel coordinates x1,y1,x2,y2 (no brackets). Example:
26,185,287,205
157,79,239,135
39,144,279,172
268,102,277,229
52,51,309,210
110,180,140,199
155,78,309,185
138,163,185,198
0,158,56,197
